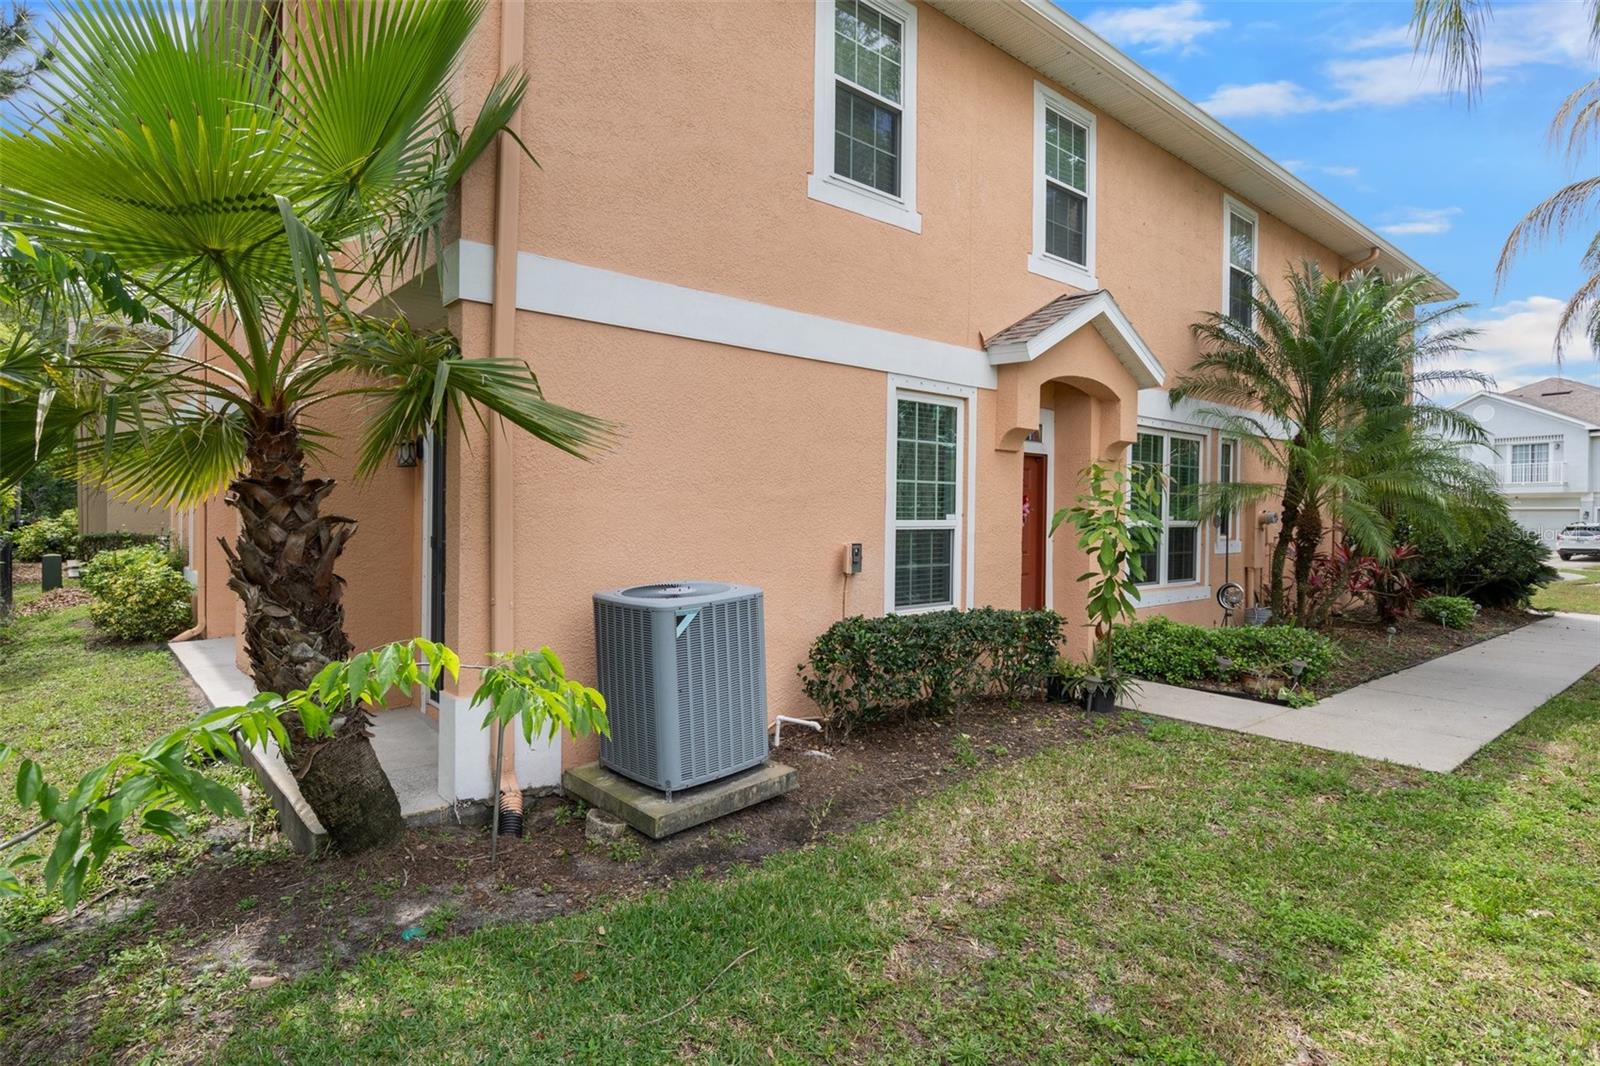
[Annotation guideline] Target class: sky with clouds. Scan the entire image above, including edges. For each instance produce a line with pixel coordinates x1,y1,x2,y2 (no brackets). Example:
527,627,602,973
1073,0,1600,395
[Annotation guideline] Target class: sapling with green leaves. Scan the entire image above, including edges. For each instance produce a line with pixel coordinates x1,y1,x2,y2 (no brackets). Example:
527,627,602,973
1050,463,1162,700
0,638,607,916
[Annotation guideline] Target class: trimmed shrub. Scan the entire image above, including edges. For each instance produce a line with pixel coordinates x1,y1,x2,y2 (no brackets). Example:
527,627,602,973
78,530,166,560
11,510,78,561
1409,514,1557,608
800,608,1063,733
84,546,193,641
1112,616,1339,688
1418,595,1477,630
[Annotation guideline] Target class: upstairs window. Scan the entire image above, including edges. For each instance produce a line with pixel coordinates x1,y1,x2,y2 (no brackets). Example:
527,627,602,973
1225,198,1258,326
1044,109,1089,264
811,0,920,231
833,0,903,196
1030,83,1097,289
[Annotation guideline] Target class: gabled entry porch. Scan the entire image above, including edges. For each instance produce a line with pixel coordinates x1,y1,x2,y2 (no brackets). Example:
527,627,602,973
981,290,1165,639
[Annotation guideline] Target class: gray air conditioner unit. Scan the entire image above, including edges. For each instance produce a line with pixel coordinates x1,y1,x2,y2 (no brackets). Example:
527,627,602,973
593,582,768,799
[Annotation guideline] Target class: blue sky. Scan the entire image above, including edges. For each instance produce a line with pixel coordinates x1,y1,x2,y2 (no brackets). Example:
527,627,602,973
1072,0,1600,393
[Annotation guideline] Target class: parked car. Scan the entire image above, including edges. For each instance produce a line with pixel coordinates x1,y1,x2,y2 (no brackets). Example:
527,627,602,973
1556,524,1600,560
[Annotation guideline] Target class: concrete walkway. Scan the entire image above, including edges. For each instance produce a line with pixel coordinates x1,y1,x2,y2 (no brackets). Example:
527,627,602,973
170,636,453,851
1130,613,1600,772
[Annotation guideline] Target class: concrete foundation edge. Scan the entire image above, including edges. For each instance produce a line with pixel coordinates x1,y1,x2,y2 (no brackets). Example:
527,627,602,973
561,760,797,839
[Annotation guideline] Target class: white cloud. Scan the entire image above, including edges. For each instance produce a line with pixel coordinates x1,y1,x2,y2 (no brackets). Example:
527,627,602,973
1378,207,1462,236
1282,159,1360,178
1431,296,1600,395
1341,25,1414,52
1086,1,1226,55
1200,2,1596,120
1200,80,1325,118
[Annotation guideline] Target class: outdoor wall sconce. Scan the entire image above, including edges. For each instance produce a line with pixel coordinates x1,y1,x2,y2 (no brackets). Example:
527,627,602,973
395,439,419,468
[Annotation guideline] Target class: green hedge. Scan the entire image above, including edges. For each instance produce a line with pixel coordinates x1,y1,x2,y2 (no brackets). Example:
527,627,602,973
1409,513,1557,608
800,608,1063,733
78,530,166,560
1418,595,1476,630
10,510,78,561
1112,616,1339,687
83,546,193,642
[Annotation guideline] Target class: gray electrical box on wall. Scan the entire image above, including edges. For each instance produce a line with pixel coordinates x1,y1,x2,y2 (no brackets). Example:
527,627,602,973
842,542,862,575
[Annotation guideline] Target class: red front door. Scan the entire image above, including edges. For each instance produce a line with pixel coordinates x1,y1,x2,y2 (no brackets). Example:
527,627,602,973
1021,453,1047,610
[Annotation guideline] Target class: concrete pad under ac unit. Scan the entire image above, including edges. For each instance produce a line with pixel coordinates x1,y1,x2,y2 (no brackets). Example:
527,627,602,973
562,761,797,839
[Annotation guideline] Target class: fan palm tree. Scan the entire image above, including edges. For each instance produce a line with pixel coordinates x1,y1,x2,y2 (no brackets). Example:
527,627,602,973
1412,0,1600,355
1172,264,1495,626
0,0,611,852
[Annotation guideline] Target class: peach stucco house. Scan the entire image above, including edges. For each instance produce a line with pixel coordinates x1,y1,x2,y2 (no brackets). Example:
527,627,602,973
175,0,1449,810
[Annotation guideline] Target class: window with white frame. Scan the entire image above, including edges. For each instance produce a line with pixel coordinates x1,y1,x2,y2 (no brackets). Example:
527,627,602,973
1509,441,1552,483
1217,436,1240,547
1030,83,1096,288
1132,430,1202,586
1225,199,1257,326
892,395,961,610
810,0,920,231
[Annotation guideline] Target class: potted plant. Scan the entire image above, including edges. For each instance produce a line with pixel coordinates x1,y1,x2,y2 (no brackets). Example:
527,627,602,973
1050,463,1163,712
1047,656,1088,703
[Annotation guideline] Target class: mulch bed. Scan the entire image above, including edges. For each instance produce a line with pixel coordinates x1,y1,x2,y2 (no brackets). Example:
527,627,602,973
1161,608,1542,704
14,587,92,616
3,697,1135,1061
1318,607,1538,694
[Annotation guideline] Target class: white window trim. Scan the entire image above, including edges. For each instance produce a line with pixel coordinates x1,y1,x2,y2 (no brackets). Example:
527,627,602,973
1028,82,1098,290
885,375,975,614
810,0,922,233
1133,427,1207,590
1215,435,1242,555
1023,409,1056,610
1222,195,1258,318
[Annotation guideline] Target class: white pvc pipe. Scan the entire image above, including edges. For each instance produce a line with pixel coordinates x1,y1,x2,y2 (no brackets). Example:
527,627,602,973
770,715,822,748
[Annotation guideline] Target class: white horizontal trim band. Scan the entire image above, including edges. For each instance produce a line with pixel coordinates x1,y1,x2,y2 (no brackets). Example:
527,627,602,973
444,240,997,390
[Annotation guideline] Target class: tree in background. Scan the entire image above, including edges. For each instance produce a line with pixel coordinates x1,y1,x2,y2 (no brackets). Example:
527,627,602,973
1173,265,1500,627
0,0,612,853
1412,0,1600,356
0,2,49,100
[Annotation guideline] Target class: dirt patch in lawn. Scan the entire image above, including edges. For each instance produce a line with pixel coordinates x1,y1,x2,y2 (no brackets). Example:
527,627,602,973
14,588,92,616
2,697,1132,1062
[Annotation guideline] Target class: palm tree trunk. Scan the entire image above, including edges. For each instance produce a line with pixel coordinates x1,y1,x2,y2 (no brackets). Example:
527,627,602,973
222,413,404,854
1269,455,1308,620
1293,507,1324,627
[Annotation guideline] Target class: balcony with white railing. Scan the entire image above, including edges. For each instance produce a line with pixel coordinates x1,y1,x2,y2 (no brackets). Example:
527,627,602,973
1497,460,1566,487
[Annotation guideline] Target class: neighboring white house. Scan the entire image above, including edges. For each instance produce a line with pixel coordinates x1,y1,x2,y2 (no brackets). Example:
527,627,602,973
1451,377,1600,546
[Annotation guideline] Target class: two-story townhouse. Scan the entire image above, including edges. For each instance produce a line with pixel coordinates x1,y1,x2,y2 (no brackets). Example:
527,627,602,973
1451,377,1600,544
176,0,1450,810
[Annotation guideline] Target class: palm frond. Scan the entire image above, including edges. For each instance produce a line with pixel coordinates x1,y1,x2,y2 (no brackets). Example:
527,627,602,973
1410,0,1493,99
308,317,617,479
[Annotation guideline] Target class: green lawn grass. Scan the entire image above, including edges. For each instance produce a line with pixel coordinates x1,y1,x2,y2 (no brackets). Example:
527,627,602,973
1533,569,1600,615
219,674,1600,1065
0,591,203,839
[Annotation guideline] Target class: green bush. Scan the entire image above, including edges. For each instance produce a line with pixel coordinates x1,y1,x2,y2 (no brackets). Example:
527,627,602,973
84,546,193,641
78,530,166,560
1409,513,1557,608
1418,595,1477,630
1112,616,1339,687
10,509,78,561
800,608,1063,733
